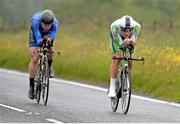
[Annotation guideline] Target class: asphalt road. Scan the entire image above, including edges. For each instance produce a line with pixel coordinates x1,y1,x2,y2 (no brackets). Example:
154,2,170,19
0,69,180,123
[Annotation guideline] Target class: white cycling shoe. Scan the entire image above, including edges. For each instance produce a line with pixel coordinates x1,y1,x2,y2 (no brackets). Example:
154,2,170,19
108,81,116,98
108,90,116,98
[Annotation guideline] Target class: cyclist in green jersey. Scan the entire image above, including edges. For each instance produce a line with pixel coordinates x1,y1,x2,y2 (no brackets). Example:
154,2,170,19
108,15,141,98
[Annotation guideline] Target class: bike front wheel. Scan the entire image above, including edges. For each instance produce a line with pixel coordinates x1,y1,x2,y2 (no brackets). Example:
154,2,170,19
34,64,41,104
121,66,131,114
41,62,49,106
111,97,119,112
36,82,41,104
110,70,122,112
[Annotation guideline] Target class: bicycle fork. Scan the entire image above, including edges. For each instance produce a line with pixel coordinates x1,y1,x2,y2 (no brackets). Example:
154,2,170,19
123,65,131,95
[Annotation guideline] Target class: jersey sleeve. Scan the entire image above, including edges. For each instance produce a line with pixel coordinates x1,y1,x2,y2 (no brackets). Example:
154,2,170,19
111,23,124,46
131,21,141,40
49,18,59,42
31,19,42,46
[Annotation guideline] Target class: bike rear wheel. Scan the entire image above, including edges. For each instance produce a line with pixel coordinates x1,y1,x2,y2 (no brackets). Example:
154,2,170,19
41,62,49,106
121,66,131,114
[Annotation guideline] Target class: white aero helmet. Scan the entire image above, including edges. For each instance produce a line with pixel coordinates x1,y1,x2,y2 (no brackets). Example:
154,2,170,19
120,15,134,31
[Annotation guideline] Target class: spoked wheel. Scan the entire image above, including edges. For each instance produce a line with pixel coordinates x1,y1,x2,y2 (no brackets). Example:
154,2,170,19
111,97,119,112
35,82,41,104
41,62,49,106
121,67,131,114
110,70,121,112
34,64,41,104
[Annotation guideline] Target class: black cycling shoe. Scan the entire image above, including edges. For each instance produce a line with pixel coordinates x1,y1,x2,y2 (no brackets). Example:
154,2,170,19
49,67,54,78
28,86,34,100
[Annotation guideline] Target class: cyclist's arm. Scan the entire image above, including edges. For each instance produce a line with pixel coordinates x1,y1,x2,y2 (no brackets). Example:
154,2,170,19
32,19,43,46
130,22,141,41
49,18,59,43
111,24,124,46
127,22,141,46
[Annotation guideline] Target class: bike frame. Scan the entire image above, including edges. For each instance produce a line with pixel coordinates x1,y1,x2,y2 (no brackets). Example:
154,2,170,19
33,42,60,105
34,44,49,105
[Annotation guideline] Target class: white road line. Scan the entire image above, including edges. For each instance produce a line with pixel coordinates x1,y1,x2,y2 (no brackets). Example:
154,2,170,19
0,103,63,123
52,78,180,107
1,68,180,108
132,95,180,107
0,103,26,112
46,119,64,123
0,69,28,77
52,78,108,92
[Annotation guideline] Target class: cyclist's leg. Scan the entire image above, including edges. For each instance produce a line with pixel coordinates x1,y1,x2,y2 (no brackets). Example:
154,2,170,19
125,52,132,69
47,46,54,64
43,34,54,72
29,47,40,78
126,47,135,70
47,46,54,78
110,52,121,79
28,47,40,99
109,32,122,97
28,26,40,99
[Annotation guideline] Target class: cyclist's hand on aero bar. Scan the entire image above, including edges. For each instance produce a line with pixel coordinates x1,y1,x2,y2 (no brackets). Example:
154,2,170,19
124,38,136,46
129,39,136,46
46,38,52,44
124,38,131,45
41,38,52,45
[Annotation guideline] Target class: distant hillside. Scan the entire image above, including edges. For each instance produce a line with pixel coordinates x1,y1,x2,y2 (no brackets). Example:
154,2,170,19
0,0,180,30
